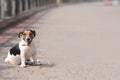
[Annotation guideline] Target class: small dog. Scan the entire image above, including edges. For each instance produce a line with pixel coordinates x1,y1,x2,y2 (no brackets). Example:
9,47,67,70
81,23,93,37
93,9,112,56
5,29,36,68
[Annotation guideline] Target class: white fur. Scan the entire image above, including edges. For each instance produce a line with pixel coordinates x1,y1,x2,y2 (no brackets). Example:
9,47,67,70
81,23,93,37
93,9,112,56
5,40,36,68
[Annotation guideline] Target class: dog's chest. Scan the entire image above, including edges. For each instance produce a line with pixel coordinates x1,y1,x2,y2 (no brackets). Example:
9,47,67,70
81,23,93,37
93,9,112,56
20,45,35,58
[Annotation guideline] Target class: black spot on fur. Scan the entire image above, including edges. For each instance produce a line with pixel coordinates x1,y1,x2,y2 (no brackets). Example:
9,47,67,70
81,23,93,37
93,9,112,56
10,44,20,56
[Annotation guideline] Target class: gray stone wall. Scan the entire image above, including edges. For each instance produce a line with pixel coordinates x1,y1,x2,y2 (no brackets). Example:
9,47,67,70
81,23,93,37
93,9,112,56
0,0,57,20
0,0,57,29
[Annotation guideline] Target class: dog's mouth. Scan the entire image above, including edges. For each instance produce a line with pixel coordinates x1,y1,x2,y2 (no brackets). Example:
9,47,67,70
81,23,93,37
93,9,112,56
22,38,32,46
22,41,31,46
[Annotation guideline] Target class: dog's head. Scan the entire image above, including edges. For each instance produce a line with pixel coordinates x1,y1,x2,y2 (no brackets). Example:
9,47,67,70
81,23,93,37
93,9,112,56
18,30,36,45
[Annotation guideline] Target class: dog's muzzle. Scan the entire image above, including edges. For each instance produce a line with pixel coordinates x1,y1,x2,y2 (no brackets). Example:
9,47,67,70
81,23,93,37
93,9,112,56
24,37,32,45
26,38,31,42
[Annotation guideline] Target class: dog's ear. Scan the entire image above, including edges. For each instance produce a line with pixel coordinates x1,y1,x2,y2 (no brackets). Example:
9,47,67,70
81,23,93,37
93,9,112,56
18,31,23,38
31,30,36,37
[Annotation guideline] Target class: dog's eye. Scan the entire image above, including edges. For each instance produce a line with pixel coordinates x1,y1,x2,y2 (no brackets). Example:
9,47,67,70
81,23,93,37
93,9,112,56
30,33,32,35
23,33,26,36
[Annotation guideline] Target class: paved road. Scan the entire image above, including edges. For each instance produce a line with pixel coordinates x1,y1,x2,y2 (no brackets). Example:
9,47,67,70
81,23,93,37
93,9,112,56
38,3,120,64
1,2,120,80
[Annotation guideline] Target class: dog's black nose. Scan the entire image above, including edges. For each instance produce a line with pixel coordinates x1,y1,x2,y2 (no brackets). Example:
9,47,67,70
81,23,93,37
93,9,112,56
26,38,31,42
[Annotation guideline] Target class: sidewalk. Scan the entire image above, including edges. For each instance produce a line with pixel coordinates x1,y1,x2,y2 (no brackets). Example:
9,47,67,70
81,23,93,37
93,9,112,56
1,2,120,80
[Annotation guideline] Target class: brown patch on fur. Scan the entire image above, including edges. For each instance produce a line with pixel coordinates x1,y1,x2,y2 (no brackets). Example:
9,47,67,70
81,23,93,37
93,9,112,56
18,30,36,40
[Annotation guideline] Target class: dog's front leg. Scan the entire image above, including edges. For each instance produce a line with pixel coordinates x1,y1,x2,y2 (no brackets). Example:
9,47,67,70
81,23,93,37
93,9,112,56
20,52,26,68
31,53,36,64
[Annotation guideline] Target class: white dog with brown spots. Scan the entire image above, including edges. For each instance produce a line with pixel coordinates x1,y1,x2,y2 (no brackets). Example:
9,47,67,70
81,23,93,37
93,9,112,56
5,29,36,68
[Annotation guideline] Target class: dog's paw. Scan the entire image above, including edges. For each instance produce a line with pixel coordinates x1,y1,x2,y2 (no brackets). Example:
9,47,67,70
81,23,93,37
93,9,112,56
20,64,26,68
4,58,8,63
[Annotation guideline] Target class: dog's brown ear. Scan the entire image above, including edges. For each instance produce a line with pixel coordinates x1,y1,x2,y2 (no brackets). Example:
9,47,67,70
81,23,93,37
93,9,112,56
31,30,36,37
18,31,23,38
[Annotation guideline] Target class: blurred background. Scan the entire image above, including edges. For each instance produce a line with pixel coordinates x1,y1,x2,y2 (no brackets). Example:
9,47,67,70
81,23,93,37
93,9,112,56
0,0,119,29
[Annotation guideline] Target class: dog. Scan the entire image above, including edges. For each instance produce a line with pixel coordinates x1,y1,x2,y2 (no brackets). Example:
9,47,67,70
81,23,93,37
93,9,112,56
5,29,36,68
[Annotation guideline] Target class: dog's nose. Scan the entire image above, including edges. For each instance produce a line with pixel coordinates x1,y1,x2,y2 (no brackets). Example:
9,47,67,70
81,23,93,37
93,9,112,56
26,38,31,42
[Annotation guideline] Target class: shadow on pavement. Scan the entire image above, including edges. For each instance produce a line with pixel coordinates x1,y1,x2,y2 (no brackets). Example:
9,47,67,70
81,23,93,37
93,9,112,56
26,62,56,69
0,65,13,71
